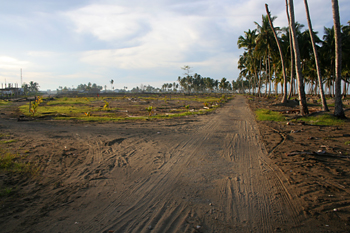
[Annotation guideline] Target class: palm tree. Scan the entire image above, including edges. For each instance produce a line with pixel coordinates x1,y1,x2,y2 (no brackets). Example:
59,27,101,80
29,81,39,94
255,15,281,97
332,0,345,118
237,29,259,95
265,4,288,103
303,0,328,111
110,79,114,90
288,0,309,115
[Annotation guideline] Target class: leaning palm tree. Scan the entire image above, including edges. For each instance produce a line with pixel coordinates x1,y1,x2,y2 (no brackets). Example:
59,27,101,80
265,4,288,103
332,0,345,118
288,0,309,115
303,0,328,111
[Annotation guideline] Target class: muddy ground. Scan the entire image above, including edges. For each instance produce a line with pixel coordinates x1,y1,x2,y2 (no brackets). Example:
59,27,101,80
0,94,350,232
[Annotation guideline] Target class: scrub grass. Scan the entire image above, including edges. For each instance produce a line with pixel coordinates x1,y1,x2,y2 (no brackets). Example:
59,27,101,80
296,114,346,126
18,95,230,122
255,109,286,122
0,149,38,175
0,100,10,106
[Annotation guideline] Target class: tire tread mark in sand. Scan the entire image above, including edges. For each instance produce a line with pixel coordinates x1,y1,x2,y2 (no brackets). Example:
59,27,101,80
98,120,222,232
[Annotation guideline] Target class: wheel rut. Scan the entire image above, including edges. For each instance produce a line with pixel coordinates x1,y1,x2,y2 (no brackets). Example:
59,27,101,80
12,95,308,233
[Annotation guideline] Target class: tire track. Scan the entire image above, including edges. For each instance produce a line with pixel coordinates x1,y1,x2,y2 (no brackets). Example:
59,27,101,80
24,95,308,233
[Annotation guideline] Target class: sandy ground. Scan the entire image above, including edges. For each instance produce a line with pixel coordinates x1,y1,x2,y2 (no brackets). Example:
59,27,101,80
249,96,350,232
0,95,349,232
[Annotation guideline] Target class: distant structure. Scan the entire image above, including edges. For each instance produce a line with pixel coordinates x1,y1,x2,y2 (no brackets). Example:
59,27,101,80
0,83,23,98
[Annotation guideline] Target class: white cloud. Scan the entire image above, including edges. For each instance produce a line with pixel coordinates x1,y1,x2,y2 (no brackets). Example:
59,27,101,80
69,3,237,70
0,56,31,69
64,4,151,45
27,51,60,57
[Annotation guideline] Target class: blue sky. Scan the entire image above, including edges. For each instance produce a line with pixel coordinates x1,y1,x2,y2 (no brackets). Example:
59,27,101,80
1,0,349,91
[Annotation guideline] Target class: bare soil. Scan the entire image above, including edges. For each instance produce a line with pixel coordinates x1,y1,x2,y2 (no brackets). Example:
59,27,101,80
0,95,349,232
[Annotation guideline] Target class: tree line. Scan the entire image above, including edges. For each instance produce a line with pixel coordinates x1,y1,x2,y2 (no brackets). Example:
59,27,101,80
237,0,348,117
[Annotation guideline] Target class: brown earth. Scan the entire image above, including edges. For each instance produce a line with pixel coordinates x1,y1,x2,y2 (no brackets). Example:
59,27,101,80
0,95,350,232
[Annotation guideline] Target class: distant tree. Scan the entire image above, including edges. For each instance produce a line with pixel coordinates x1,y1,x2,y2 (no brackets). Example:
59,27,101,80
28,81,40,94
181,65,192,76
22,83,29,96
219,77,230,93
110,79,114,90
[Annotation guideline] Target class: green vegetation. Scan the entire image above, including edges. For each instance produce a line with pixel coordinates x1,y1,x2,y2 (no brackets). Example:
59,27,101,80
345,141,350,145
18,95,229,122
0,149,37,175
0,100,10,106
0,139,17,144
296,114,345,126
146,106,153,116
255,109,286,122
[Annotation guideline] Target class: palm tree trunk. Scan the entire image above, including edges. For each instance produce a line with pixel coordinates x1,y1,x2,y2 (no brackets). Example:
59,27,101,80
268,58,272,96
288,0,309,115
266,4,288,103
304,0,329,111
332,0,345,118
258,60,262,97
286,0,294,100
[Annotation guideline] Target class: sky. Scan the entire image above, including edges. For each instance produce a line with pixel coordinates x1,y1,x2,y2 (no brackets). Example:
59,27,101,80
0,0,349,91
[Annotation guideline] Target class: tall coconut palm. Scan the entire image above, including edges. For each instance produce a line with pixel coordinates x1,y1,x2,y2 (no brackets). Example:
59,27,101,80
303,0,328,111
237,29,259,95
265,4,288,103
284,0,296,99
288,0,309,115
332,0,345,118
255,15,277,97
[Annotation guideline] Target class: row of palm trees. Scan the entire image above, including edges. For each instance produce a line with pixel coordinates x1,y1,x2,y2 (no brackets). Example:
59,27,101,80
237,0,348,117
176,75,232,93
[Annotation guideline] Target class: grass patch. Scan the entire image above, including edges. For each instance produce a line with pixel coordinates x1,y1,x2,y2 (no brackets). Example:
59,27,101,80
296,114,345,126
345,141,350,145
0,139,17,144
53,108,214,122
0,100,10,106
0,148,39,176
19,104,94,117
18,95,228,122
255,109,286,122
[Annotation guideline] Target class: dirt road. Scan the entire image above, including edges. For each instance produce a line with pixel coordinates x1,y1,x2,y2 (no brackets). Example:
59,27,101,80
2,95,311,232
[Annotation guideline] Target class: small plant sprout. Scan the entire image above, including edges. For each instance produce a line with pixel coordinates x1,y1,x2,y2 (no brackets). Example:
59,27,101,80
221,94,227,102
203,102,209,109
146,106,153,116
29,96,43,116
103,100,110,110
84,112,91,117
185,105,190,111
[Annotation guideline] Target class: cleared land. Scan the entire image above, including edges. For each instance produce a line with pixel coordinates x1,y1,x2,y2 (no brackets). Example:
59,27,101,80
0,95,349,232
